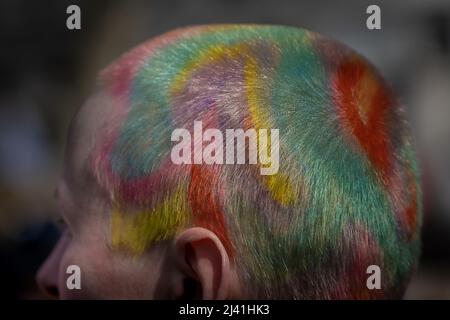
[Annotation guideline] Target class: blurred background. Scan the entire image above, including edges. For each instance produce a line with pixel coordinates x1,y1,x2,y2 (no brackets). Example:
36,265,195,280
0,0,449,299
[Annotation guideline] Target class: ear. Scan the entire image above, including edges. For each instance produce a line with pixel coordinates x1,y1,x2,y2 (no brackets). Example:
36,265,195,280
172,227,232,300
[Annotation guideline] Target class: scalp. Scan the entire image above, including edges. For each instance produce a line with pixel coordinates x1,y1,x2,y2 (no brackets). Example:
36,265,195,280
82,25,421,299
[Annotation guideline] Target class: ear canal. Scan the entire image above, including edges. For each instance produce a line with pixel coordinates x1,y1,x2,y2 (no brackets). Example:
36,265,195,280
179,243,201,300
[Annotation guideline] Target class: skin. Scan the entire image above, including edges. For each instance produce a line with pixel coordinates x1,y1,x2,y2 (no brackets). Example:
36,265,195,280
36,67,242,300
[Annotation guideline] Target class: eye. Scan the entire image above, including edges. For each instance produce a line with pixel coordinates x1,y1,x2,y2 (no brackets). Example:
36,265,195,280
54,217,73,239
54,216,68,231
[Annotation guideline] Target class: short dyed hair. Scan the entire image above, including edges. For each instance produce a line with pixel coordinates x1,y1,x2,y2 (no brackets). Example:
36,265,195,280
89,25,421,299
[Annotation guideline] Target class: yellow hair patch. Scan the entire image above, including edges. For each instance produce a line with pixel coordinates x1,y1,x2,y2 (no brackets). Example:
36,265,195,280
110,185,190,254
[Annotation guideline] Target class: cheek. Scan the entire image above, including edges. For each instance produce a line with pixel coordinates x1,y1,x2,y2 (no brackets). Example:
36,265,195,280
57,239,89,299
57,231,128,299
56,224,164,299
56,236,110,299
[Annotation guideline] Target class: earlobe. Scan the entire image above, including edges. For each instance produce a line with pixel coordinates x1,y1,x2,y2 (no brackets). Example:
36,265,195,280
173,227,232,300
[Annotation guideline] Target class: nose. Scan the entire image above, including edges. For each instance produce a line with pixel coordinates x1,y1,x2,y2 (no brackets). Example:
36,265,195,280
36,231,70,298
36,256,60,298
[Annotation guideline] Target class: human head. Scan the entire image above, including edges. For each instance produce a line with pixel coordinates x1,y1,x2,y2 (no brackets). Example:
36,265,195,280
37,24,422,299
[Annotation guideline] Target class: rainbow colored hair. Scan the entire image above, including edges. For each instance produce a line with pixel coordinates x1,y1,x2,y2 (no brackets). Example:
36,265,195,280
89,25,422,299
